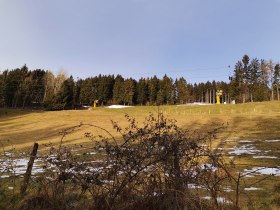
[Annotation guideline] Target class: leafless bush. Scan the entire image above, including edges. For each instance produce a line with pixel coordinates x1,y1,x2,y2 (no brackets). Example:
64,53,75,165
8,112,245,210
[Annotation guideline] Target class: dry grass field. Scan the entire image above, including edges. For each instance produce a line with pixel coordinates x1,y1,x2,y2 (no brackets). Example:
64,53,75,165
1,101,280,209
0,101,280,149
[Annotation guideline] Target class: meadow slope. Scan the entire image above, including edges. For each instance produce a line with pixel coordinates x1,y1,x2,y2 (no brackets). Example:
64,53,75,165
0,101,280,150
1,101,280,209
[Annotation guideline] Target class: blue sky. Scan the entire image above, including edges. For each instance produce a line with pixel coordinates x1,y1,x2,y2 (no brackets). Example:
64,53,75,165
0,0,280,83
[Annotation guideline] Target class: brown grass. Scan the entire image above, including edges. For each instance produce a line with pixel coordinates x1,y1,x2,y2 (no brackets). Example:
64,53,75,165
0,101,280,150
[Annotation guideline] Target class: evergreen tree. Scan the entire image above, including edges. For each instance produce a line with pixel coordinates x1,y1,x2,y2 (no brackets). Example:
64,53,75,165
175,77,189,104
136,78,148,105
3,65,28,107
96,75,114,105
241,54,250,103
73,78,83,107
248,58,261,102
274,64,280,101
0,71,6,106
148,76,159,105
123,78,136,105
113,75,125,104
56,76,75,109
158,75,174,105
79,77,98,105
232,61,243,103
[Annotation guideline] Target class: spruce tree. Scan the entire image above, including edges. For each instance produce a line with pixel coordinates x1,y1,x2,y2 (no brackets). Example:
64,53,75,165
113,75,125,104
274,64,280,101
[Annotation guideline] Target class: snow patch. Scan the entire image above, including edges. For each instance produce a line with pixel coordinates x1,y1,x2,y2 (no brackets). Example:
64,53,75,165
239,140,255,143
177,102,212,106
188,184,204,189
265,140,280,143
202,196,232,204
244,167,280,176
244,187,262,191
252,156,278,159
106,105,133,109
228,144,262,155
0,158,44,176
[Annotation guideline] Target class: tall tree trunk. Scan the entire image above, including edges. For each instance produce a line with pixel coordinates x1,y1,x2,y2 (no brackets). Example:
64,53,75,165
277,86,279,101
213,89,216,104
242,93,245,103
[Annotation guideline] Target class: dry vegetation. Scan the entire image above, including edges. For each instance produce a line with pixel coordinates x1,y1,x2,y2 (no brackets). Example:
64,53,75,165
1,101,280,149
0,101,280,209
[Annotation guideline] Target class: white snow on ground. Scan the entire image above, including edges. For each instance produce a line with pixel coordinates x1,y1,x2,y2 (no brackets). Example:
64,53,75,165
0,158,44,176
243,167,280,177
223,140,235,142
106,105,133,109
202,196,232,204
252,156,278,159
265,139,280,143
228,144,262,155
239,140,256,143
244,187,262,191
177,102,212,106
187,184,204,189
223,187,233,192
224,139,256,143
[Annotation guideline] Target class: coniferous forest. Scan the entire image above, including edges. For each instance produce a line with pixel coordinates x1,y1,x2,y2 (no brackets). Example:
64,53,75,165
0,55,279,110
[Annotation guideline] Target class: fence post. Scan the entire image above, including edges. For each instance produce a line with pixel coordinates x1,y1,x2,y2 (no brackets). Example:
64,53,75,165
20,142,39,196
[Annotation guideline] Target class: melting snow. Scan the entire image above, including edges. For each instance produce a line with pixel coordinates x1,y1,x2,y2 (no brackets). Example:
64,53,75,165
252,156,278,159
223,187,233,192
265,140,280,143
202,196,232,204
239,140,255,143
107,105,133,109
244,167,280,176
244,187,262,191
228,144,262,155
188,184,204,189
0,158,44,176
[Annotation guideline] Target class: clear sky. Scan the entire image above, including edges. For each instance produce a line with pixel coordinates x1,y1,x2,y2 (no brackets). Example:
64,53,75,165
0,0,280,83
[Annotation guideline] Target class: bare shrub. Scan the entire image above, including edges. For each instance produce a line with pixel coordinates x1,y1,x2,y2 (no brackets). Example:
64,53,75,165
17,112,236,210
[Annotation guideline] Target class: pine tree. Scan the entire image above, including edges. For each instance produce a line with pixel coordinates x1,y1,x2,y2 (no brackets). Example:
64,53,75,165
123,78,136,105
241,54,250,103
158,75,174,105
0,72,4,106
148,76,159,105
136,78,148,105
56,76,75,109
248,58,261,102
274,64,280,101
113,75,125,104
175,77,189,104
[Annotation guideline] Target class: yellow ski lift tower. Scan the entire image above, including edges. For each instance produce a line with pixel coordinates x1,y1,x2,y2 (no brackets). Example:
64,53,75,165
216,90,223,104
93,100,99,109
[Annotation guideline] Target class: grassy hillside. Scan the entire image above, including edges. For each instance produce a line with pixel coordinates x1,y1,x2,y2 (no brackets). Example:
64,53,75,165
1,101,280,209
0,101,280,150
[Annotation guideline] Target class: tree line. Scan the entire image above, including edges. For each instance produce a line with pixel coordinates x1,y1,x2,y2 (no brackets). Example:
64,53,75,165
0,55,279,110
